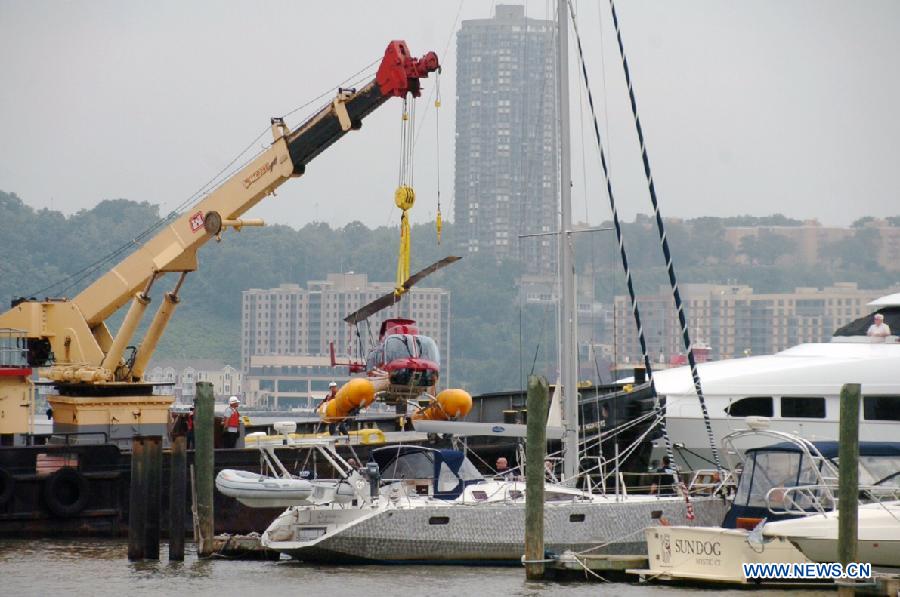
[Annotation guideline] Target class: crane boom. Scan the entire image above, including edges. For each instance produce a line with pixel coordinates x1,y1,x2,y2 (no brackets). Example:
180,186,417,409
0,41,439,388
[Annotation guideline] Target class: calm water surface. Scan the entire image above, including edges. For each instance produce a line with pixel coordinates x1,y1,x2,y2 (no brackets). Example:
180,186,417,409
0,539,832,597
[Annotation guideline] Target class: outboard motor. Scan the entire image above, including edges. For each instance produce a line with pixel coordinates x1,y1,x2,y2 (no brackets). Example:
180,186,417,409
364,462,381,499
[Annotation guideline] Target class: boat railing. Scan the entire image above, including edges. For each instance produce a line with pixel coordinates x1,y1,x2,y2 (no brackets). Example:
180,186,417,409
686,468,736,497
246,430,358,483
767,483,900,516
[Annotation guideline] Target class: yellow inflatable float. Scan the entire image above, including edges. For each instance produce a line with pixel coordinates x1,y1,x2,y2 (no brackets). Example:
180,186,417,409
317,378,376,422
412,388,473,421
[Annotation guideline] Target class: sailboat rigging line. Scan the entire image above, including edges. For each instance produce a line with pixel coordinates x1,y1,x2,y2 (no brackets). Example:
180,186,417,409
565,2,664,448
567,1,695,520
606,0,721,471
529,301,553,376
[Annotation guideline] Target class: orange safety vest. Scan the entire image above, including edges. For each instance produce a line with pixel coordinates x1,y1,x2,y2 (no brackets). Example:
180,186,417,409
226,407,240,429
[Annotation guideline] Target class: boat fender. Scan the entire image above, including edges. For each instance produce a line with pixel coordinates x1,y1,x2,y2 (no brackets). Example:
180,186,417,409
43,467,90,517
0,468,14,507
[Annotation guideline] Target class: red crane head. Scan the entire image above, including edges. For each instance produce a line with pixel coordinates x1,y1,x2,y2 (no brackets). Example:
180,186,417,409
376,41,440,98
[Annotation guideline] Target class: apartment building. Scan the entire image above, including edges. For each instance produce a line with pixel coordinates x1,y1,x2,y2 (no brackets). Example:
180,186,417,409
146,359,242,404
613,282,899,362
454,4,558,273
241,272,450,390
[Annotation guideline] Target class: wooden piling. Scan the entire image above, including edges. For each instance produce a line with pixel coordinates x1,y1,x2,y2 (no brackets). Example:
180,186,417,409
195,381,215,557
127,436,146,561
144,435,162,559
838,383,860,597
169,434,187,561
525,375,549,580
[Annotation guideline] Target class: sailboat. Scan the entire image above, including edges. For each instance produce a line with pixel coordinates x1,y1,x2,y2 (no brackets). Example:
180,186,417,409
259,1,729,564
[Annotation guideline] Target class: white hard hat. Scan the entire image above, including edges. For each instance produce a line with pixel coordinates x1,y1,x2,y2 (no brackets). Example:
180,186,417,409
329,382,338,388
229,396,240,404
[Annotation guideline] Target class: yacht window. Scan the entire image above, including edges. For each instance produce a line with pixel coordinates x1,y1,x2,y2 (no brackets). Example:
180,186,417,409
734,460,753,505
781,396,826,419
746,452,802,507
381,451,433,480
725,397,773,417
437,462,460,492
856,456,900,488
863,396,900,421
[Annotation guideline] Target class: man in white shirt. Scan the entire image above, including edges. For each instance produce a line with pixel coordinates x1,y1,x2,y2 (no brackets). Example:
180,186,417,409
867,313,891,342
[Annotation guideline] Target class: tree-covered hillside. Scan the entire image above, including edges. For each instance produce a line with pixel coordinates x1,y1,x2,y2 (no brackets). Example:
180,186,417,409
2,190,897,394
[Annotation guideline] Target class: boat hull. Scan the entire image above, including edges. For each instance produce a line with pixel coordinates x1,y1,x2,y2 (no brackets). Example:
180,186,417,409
635,525,811,584
786,538,900,568
763,501,900,568
264,496,728,563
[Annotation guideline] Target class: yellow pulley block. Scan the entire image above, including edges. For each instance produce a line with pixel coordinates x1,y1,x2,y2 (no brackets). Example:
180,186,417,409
436,207,443,244
394,185,415,211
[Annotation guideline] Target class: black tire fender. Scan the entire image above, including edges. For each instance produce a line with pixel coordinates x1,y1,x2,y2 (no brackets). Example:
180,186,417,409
43,467,90,517
0,468,14,507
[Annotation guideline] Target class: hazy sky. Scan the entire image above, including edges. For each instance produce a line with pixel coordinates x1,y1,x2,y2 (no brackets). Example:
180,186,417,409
1,0,898,230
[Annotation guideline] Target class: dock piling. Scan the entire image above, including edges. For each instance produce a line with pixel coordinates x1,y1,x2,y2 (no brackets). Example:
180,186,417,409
127,436,146,561
144,435,162,560
195,381,215,557
838,382,860,597
524,375,549,580
169,434,187,561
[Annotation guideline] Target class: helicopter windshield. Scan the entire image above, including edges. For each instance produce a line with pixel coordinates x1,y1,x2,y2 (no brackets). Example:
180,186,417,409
383,334,440,364
415,335,439,363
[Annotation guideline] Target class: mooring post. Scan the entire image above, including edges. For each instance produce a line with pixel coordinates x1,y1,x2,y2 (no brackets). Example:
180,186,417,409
524,375,549,580
169,434,187,561
838,383,860,597
144,434,162,559
195,381,215,557
127,436,147,561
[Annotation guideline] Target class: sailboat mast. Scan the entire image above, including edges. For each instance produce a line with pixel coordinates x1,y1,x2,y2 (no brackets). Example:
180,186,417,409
556,0,579,481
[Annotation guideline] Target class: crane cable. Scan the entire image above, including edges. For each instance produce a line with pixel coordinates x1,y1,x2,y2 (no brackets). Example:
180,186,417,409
434,69,443,245
395,95,417,293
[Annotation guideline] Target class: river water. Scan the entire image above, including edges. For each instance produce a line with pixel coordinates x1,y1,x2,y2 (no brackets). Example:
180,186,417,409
1,539,832,597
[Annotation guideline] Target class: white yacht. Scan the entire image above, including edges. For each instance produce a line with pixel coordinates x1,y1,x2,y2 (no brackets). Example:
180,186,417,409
632,425,900,584
652,294,900,469
763,500,900,568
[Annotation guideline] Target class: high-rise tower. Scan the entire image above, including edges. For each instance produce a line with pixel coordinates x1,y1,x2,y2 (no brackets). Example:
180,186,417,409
454,4,558,272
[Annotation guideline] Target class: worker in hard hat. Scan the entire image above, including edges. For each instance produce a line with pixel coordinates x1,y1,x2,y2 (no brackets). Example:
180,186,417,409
222,396,241,448
324,382,349,436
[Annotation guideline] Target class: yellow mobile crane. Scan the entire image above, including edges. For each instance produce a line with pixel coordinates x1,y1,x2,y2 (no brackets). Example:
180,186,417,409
0,41,439,443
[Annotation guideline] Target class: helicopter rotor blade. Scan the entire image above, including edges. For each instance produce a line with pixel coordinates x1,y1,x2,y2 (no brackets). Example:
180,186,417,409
344,291,399,325
343,255,462,325
401,255,461,290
